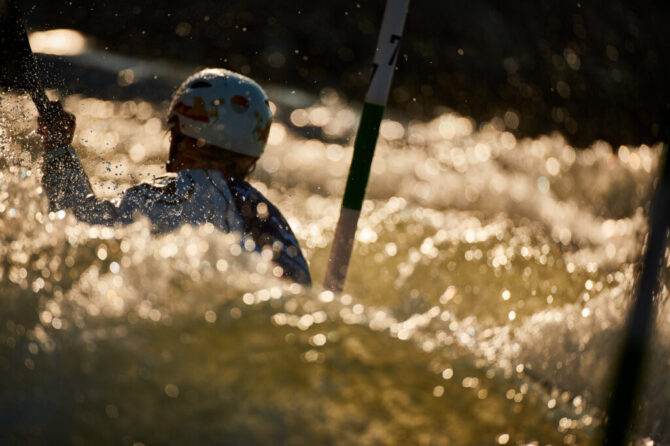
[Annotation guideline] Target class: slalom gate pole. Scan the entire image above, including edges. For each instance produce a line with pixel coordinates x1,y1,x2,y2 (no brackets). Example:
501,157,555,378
603,106,670,444
323,0,410,292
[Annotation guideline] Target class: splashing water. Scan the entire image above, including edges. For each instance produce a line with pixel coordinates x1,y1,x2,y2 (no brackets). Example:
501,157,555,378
0,89,668,445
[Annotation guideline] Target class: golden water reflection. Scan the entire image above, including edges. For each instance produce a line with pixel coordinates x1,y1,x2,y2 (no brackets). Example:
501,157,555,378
0,90,666,444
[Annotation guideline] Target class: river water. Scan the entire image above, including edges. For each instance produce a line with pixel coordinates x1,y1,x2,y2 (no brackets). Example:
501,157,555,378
0,79,668,444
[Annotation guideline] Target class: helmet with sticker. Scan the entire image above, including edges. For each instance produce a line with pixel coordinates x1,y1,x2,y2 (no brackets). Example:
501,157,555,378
168,68,272,158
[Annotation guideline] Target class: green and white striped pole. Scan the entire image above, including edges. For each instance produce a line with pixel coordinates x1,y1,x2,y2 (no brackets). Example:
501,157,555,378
324,0,410,292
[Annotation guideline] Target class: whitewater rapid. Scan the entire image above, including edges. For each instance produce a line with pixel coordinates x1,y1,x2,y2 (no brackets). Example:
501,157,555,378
0,81,668,444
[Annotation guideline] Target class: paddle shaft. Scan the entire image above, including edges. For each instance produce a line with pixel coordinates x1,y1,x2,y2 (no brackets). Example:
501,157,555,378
603,84,670,443
603,144,670,444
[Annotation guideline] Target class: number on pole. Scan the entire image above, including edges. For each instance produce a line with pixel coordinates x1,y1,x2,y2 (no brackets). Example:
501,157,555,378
370,63,379,82
388,34,402,66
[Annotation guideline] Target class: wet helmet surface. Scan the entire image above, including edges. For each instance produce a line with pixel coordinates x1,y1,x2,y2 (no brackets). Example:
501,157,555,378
168,68,272,157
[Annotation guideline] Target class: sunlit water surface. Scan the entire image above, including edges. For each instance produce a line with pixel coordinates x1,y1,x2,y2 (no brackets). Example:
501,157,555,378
0,89,669,445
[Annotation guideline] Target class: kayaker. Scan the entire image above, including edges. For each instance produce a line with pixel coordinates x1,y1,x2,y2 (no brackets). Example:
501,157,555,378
38,68,311,285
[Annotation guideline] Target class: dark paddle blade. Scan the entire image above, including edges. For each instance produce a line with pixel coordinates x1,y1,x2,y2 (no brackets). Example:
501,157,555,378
0,0,40,91
0,0,51,116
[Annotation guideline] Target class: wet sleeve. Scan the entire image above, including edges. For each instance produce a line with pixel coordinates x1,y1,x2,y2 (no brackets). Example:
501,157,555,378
231,180,312,285
266,216,312,286
42,145,135,226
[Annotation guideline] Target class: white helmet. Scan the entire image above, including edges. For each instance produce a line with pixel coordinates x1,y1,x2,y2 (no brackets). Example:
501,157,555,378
168,68,272,158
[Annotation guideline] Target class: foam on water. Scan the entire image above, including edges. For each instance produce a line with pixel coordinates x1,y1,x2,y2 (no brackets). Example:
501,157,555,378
0,90,667,444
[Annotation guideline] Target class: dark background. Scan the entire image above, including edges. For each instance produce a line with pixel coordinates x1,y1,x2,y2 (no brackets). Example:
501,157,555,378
21,0,670,148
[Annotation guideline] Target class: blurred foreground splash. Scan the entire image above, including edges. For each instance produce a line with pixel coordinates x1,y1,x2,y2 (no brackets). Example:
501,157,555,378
0,87,669,445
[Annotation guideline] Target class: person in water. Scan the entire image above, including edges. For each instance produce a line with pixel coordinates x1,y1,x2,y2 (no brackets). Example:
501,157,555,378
38,68,311,285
